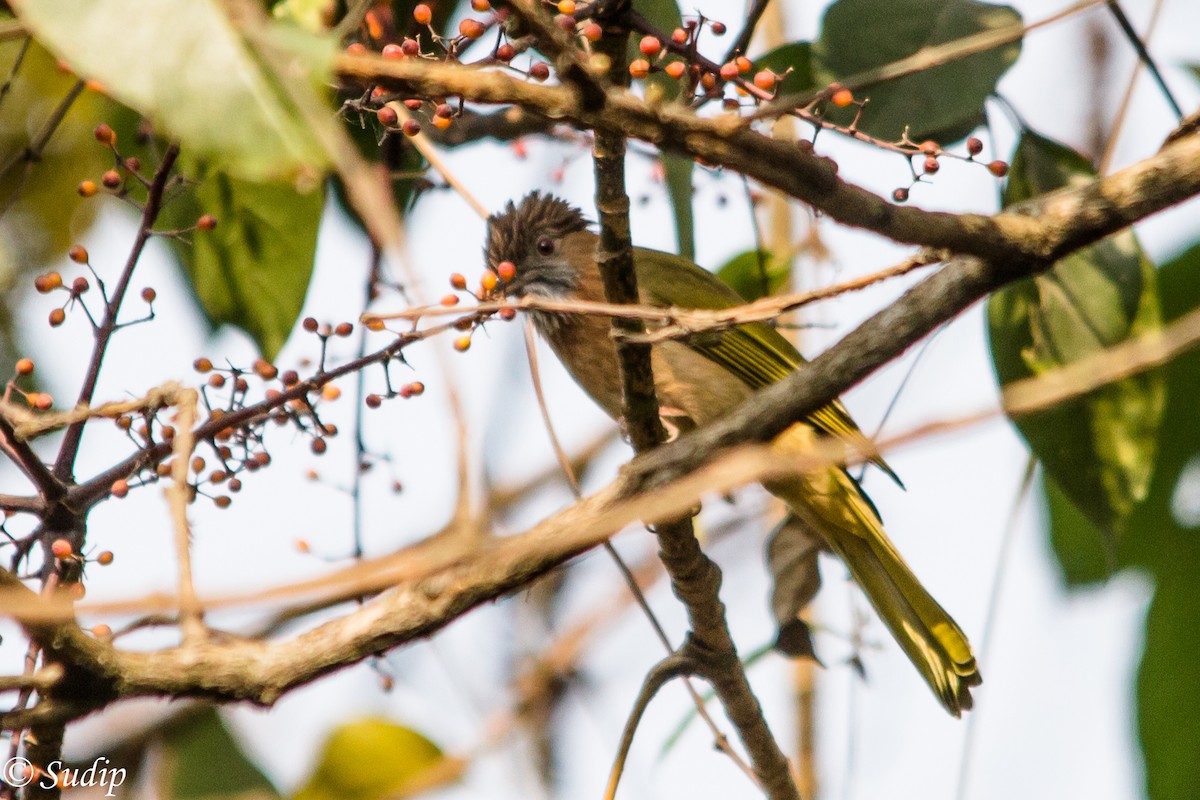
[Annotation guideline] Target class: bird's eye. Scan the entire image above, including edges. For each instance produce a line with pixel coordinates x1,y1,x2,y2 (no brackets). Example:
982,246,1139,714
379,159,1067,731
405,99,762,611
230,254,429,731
536,237,555,256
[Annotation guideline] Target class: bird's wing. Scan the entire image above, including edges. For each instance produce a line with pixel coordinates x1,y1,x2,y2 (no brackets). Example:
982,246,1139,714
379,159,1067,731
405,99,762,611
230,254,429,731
634,248,901,487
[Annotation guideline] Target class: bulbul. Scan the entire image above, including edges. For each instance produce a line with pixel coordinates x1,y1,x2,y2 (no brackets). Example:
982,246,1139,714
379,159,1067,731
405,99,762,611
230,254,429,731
485,192,980,715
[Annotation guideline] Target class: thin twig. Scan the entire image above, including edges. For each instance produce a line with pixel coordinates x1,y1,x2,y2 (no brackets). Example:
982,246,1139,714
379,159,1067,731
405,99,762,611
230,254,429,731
53,144,180,482
167,387,205,642
1097,0,1168,174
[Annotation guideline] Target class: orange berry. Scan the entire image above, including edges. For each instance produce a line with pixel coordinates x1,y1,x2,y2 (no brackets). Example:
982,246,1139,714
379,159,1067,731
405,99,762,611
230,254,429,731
450,272,468,289
322,384,341,401
639,36,661,57
48,308,66,327
15,358,33,376
719,62,739,81
311,438,327,455
77,180,98,197
295,539,311,553
141,287,156,303
96,550,114,565
629,59,650,79
193,357,213,373
254,359,278,379
582,23,602,42
499,306,517,320
472,0,491,9
407,381,425,396
700,72,716,90
91,624,112,637
753,70,776,90
919,140,939,155
335,322,353,337
365,318,385,331
459,18,485,39
51,538,72,559
35,272,63,293
111,479,129,498
480,270,498,292
453,335,471,352
413,4,432,24
671,27,687,45
496,261,516,282
432,114,452,130
441,294,460,306
33,393,53,411
214,495,232,508
735,56,752,74
831,88,853,107
664,61,686,79
197,214,218,231
345,42,367,56
496,43,516,60
987,160,1009,177
557,0,575,13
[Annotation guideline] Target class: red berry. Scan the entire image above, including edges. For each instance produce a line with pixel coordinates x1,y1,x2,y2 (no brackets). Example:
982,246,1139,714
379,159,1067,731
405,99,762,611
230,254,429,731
197,214,217,231
335,322,353,337
967,136,984,156
111,479,129,498
401,118,421,137
141,287,156,303
311,438,327,454
496,43,516,61
346,42,367,56
382,43,404,59
194,357,213,373
401,38,420,55
413,4,432,25
892,187,909,203
530,62,550,81
496,261,516,282
93,123,115,145
51,538,72,559
919,140,939,155
377,106,398,126
48,308,65,327
639,36,661,57
366,394,382,408
101,169,121,189
629,59,650,79
582,23,602,42
719,62,738,81
303,316,320,332
711,21,726,35
923,156,940,174
72,277,89,294
32,393,53,411
987,160,1009,177
671,28,688,45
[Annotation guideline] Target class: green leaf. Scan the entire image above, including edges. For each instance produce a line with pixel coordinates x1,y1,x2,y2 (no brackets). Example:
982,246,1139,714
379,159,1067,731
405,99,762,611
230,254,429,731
1123,242,1200,800
292,718,454,800
717,249,791,302
159,707,280,799
754,42,817,95
661,153,694,261
1042,471,1114,586
816,0,1022,143
987,130,1164,539
165,157,324,359
12,0,334,181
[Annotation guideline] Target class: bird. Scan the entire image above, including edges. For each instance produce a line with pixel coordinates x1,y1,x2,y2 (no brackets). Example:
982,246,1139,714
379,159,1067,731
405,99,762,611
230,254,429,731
484,191,980,716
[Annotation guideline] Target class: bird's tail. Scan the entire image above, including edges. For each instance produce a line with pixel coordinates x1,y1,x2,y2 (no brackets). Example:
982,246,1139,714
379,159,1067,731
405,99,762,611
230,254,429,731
766,425,981,716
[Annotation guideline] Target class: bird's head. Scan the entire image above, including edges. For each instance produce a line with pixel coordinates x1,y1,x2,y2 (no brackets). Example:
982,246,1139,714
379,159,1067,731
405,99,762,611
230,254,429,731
484,192,591,300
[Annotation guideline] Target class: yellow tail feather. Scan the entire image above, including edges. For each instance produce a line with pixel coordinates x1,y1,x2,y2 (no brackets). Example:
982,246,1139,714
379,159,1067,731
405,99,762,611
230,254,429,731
767,424,981,716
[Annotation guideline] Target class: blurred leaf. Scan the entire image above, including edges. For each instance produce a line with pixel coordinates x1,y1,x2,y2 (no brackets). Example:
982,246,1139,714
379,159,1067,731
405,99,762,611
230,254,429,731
12,0,334,181
988,131,1163,539
661,153,694,261
1043,471,1113,586
163,156,324,359
816,0,1021,143
0,41,109,265
293,717,459,800
1123,243,1200,800
273,0,336,31
767,514,822,658
754,41,817,94
1188,64,1200,82
717,249,791,301
159,706,280,799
